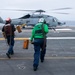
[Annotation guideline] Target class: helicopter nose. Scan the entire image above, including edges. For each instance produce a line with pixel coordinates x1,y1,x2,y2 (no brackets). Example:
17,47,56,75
58,22,61,25
58,22,66,25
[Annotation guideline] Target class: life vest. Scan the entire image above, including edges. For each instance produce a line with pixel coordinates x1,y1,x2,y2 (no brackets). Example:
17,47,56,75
34,23,43,36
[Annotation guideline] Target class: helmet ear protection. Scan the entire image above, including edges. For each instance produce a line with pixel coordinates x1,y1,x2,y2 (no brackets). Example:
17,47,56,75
38,18,45,23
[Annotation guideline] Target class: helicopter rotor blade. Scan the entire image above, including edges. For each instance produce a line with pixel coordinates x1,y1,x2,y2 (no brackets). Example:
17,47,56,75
52,7,72,10
0,9,46,13
0,8,72,11
0,8,71,15
53,12,69,14
0,9,34,11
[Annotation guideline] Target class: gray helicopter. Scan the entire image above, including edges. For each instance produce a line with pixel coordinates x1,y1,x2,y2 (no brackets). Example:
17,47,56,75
0,8,70,28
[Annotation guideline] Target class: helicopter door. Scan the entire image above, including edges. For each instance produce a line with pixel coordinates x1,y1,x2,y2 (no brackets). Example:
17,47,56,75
30,18,39,26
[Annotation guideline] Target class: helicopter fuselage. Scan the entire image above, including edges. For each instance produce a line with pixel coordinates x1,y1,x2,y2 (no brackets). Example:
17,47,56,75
10,14,63,27
0,13,65,28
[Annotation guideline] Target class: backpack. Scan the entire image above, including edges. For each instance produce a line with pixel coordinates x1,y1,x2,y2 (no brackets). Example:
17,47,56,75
4,24,12,36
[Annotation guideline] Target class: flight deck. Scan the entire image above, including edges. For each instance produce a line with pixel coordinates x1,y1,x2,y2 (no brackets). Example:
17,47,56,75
0,26,75,75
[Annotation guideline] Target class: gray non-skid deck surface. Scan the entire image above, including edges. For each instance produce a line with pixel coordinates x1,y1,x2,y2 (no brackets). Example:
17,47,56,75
0,26,75,75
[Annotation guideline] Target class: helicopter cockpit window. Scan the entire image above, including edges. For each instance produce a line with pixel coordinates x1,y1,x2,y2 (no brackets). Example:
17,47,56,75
19,14,30,19
53,18,57,22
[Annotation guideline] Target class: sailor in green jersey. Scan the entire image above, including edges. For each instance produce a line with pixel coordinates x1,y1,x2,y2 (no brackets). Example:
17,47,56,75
30,18,49,71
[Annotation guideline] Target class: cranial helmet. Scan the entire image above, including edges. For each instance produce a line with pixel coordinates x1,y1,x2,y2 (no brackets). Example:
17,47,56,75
38,18,45,23
6,18,11,23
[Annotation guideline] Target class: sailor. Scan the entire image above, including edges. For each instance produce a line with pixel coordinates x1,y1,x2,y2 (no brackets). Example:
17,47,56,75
30,18,49,71
2,18,16,58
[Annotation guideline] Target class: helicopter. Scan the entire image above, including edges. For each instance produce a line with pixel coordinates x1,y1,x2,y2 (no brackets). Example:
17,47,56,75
0,8,70,28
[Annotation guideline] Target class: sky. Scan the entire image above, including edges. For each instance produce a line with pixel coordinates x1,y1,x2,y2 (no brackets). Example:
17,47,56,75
0,0,75,21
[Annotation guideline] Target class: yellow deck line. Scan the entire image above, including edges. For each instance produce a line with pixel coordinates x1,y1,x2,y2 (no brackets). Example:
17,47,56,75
0,38,29,40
